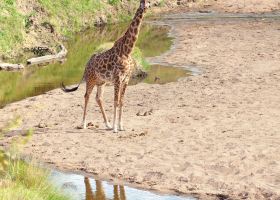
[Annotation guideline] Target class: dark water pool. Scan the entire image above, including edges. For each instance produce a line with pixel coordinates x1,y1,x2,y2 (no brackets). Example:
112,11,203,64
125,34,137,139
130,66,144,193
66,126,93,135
130,64,192,85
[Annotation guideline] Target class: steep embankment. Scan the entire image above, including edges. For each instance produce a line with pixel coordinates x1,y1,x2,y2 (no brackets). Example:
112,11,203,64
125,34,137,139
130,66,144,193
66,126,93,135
0,0,177,61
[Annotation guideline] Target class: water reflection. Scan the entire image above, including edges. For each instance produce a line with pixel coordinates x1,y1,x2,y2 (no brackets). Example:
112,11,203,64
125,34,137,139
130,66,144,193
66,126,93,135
85,177,127,200
85,178,105,200
51,170,195,200
130,65,192,85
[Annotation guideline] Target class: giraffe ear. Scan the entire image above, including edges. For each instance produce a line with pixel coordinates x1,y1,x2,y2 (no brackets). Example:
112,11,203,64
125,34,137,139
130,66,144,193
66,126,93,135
140,1,150,9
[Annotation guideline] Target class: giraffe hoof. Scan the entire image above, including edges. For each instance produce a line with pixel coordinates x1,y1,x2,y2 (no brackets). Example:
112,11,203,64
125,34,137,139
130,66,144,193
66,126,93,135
119,127,125,131
76,125,84,129
105,123,112,130
113,128,118,133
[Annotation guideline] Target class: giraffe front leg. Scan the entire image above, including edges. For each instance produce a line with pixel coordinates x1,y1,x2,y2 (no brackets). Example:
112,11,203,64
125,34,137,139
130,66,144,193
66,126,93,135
113,81,121,133
119,81,128,131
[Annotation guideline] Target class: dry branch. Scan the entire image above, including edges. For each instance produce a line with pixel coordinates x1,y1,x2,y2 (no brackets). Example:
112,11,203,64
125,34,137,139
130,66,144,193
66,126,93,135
27,44,67,66
0,63,24,71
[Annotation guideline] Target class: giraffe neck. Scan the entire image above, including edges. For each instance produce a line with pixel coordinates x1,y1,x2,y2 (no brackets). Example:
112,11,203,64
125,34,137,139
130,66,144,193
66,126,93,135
114,6,145,57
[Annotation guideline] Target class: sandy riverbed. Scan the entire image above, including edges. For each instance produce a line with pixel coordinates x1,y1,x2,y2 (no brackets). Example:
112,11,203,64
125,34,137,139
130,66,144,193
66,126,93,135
1,10,280,200
177,0,280,12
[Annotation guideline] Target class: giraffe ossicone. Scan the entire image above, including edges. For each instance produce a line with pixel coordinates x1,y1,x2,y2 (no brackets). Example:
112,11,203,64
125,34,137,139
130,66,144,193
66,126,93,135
61,0,149,133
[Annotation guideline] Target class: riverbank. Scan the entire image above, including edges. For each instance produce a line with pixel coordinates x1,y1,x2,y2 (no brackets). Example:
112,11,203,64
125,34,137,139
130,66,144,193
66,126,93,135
1,11,280,200
0,0,171,61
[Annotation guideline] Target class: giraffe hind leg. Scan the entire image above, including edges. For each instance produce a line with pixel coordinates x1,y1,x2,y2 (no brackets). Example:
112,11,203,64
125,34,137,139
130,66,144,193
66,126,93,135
96,84,112,129
82,81,95,129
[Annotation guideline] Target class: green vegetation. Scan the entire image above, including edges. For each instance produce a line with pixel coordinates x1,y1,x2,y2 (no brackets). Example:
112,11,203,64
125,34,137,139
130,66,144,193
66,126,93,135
0,23,172,107
0,0,25,54
0,157,70,200
0,119,70,200
37,0,104,35
107,0,122,6
0,0,141,56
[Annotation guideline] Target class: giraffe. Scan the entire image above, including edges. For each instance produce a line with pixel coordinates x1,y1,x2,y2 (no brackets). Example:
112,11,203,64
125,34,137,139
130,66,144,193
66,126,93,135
62,0,150,133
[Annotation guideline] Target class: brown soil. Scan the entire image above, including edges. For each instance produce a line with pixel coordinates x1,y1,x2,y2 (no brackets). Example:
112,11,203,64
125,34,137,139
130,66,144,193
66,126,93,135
1,10,280,200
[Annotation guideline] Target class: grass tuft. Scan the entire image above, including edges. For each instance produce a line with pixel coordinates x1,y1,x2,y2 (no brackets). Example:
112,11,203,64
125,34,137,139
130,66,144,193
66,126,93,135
0,120,70,200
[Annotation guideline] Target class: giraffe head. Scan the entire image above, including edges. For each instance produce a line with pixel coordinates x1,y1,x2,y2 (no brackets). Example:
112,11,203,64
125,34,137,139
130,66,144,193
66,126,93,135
140,0,151,10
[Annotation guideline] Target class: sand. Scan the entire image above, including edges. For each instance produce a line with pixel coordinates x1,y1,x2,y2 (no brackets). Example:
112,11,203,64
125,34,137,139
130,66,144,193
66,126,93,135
174,0,280,13
1,7,280,200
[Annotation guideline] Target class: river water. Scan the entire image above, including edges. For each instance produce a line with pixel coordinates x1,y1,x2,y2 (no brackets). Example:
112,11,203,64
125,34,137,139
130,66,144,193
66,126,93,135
0,23,192,108
50,170,196,200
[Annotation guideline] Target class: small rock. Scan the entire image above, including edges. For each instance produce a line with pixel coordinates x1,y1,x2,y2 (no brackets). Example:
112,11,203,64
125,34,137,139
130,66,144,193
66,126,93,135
76,126,83,129
37,123,47,128
139,131,148,136
42,142,50,146
87,122,94,127
154,76,160,82
198,10,212,13
62,182,77,190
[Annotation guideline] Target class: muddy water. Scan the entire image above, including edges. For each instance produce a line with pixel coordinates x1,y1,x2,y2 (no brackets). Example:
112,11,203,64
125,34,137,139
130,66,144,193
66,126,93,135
51,170,195,200
130,64,192,85
0,23,192,108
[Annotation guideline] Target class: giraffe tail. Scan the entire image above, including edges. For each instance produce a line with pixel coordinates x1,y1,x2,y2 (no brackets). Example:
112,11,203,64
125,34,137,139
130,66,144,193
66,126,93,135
61,82,80,92
61,75,84,93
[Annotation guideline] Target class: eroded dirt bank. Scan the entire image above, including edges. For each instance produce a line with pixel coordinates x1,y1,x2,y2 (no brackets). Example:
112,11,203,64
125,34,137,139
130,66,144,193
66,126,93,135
1,15,280,200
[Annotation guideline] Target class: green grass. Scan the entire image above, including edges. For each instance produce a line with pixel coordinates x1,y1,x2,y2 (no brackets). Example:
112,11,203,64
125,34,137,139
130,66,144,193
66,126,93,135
0,120,70,200
0,152,70,200
37,0,105,35
0,0,25,55
107,0,122,6
0,0,141,56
